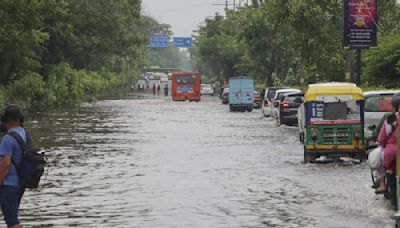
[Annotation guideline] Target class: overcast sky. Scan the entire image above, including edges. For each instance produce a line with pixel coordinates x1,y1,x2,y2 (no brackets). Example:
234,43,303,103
142,0,226,36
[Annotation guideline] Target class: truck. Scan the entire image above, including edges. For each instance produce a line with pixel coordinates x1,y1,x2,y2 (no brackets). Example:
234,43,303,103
228,76,254,112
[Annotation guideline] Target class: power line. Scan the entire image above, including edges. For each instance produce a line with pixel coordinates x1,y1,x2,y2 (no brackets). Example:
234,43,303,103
152,3,211,13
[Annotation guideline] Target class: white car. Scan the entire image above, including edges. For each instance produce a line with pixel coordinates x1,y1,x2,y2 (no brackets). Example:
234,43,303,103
270,89,302,119
160,77,169,83
262,87,288,117
364,91,400,146
201,84,214,96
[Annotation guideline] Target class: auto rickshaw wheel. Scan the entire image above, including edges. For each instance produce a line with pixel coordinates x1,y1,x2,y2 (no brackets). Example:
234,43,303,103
303,148,315,163
299,132,305,143
247,107,253,112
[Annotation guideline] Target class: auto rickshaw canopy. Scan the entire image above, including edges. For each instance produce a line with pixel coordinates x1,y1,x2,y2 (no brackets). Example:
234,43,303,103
305,83,364,102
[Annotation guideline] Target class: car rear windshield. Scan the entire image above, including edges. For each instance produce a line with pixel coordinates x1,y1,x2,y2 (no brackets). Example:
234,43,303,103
365,95,393,112
176,75,196,84
267,89,279,99
286,95,303,103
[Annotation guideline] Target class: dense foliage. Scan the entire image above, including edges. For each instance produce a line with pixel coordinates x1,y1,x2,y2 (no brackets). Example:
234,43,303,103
192,0,400,87
0,0,146,109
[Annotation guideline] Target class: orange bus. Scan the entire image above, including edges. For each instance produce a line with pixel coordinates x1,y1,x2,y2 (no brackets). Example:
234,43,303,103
172,72,201,101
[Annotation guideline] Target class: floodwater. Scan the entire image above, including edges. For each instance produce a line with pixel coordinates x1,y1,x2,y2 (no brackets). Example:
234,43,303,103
14,95,395,227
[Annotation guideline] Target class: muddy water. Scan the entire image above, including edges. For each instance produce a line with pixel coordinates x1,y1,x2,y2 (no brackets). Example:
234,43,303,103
14,95,395,227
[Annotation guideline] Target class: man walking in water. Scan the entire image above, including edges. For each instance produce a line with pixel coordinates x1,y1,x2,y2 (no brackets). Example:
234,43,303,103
157,84,161,95
0,105,28,228
152,83,156,95
164,84,169,96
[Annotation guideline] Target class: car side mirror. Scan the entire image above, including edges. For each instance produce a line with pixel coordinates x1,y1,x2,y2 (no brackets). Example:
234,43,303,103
368,124,376,131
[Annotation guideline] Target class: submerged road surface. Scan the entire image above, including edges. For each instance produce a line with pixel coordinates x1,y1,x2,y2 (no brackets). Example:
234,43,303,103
18,95,394,227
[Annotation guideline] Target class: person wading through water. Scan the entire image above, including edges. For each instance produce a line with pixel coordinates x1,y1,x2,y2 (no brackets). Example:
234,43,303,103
0,105,28,228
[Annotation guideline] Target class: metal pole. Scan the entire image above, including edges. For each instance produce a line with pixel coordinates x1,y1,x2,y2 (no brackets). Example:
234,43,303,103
233,0,236,10
226,0,228,9
300,58,305,87
355,49,362,86
345,50,352,82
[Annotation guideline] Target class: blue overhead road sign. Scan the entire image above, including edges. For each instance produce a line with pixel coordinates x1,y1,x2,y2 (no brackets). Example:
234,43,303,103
173,37,193,48
147,36,169,48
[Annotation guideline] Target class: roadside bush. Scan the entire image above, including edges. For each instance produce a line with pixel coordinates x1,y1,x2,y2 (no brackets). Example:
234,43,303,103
2,63,136,110
6,72,46,109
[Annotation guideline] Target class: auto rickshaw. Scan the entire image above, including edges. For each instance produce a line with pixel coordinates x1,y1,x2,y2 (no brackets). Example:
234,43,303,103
301,83,365,163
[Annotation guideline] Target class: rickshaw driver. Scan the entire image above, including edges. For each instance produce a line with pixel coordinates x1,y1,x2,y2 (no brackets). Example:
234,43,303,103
375,93,400,194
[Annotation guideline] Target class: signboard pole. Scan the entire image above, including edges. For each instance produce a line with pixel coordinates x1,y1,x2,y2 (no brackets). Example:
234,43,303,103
355,49,362,86
343,0,377,86
345,50,352,82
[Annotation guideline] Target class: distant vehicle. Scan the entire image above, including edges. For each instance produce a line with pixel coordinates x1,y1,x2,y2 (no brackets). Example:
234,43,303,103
276,92,304,125
201,84,214,96
253,90,261,108
160,77,169,83
363,91,400,148
262,87,288,117
221,88,229,104
171,72,201,102
229,77,254,112
271,89,302,119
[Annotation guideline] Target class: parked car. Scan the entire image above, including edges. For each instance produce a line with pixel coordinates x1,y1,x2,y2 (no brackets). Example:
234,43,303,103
254,90,261,108
271,89,302,119
201,84,214,96
221,88,229,104
364,91,400,148
262,87,288,117
229,77,254,112
276,92,304,125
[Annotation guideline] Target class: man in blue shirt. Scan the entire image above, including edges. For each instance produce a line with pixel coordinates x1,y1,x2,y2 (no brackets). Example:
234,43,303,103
0,105,26,228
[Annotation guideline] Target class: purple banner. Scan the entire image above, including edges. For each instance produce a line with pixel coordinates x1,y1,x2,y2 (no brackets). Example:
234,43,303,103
343,0,377,48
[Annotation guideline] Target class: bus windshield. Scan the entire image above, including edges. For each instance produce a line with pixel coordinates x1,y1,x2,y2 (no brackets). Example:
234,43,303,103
176,75,196,84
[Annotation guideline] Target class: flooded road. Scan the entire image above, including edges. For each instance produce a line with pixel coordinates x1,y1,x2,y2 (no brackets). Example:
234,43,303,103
18,95,394,227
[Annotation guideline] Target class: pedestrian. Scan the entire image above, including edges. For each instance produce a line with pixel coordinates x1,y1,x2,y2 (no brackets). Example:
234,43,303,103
152,83,156,95
157,84,161,95
0,105,29,228
164,84,169,96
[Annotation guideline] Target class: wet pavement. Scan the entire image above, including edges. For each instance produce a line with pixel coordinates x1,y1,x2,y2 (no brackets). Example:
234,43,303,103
17,95,395,227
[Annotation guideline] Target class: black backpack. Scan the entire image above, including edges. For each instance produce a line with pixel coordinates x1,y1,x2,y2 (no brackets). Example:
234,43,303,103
8,131,46,189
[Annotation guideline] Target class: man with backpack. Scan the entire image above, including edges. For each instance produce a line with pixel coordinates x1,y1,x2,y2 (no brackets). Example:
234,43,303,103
0,105,45,228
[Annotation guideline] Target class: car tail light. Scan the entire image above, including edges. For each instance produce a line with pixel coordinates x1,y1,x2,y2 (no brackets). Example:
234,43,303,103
281,102,289,109
224,93,228,97
264,100,268,106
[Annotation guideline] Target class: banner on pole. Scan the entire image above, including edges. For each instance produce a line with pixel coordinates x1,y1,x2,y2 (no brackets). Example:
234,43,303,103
343,0,377,48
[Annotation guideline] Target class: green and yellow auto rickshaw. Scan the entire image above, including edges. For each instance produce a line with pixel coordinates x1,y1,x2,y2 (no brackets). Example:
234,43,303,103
302,83,365,163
